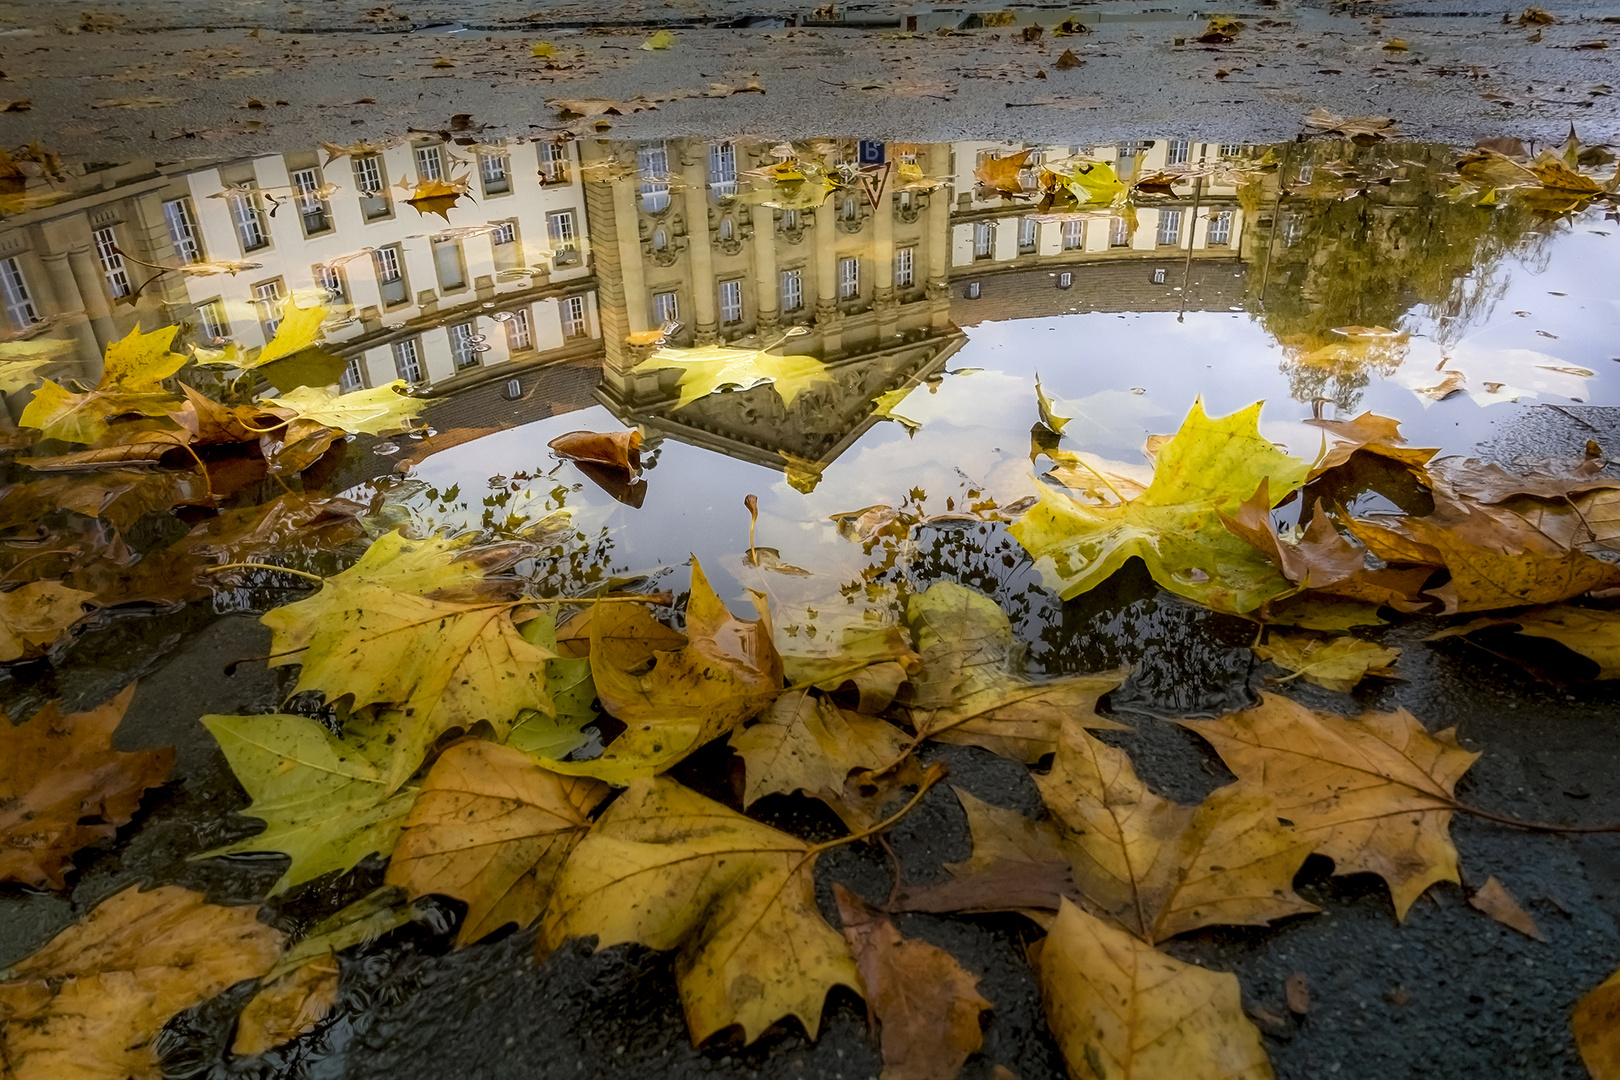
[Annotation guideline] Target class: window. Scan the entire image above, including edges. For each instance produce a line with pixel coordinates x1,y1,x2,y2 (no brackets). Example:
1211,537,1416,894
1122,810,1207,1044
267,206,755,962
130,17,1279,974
838,257,859,301
652,228,668,252
965,281,981,300
538,141,571,185
340,357,365,393
638,142,670,212
253,279,285,338
1,257,39,329
1166,139,1189,166
842,197,859,222
93,226,131,298
1297,163,1314,184
393,338,422,382
480,153,511,196
415,145,445,182
163,198,203,262
1207,209,1234,246
562,295,588,337
897,190,915,213
1062,219,1084,250
1018,217,1038,252
652,290,679,326
781,209,799,231
374,245,407,306
1152,268,1167,284
1058,271,1073,288
314,264,346,304
290,167,331,234
780,268,803,312
449,321,480,370
1109,215,1130,247
719,218,734,241
1220,142,1243,157
1157,209,1183,246
491,221,517,245
974,222,994,259
709,143,737,198
506,308,532,350
197,299,229,342
433,237,466,292
1280,212,1304,246
353,155,390,220
894,246,914,288
719,279,743,324
1116,142,1139,175
547,210,579,266
229,187,269,252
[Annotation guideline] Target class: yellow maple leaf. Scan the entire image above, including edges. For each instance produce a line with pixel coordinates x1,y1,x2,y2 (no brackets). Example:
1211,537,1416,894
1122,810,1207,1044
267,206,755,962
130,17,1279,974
100,324,188,391
632,344,835,410
262,380,428,436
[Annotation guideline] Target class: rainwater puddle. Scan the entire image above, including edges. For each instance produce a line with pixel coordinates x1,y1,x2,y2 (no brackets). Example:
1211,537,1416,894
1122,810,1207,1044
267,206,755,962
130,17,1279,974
2,130,1619,1080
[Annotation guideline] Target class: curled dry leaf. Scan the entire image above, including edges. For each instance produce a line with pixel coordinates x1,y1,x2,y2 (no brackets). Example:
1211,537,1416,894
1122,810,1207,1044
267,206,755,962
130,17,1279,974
0,885,282,1080
730,689,911,812
541,777,861,1044
1253,632,1401,693
0,685,173,889
1180,694,1479,918
1041,899,1274,1080
548,428,642,475
833,885,992,1080
385,740,610,946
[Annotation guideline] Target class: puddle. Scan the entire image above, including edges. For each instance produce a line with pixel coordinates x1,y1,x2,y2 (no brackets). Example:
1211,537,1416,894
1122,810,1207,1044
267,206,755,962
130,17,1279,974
2,130,1619,1078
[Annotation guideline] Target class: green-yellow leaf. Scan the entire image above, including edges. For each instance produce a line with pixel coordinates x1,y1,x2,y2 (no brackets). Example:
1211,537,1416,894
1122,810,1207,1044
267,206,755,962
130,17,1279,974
640,29,674,50
631,345,834,409
531,40,555,57
541,776,861,1044
730,689,911,807
507,612,597,759
17,379,180,445
1035,374,1071,433
100,324,189,391
1254,632,1401,692
200,713,419,893
262,380,428,436
1010,399,1310,612
249,299,329,368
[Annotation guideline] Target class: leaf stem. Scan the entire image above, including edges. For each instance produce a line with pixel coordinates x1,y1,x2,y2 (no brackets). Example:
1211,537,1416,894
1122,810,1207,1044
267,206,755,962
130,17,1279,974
1449,799,1620,835
807,763,946,856
203,562,326,583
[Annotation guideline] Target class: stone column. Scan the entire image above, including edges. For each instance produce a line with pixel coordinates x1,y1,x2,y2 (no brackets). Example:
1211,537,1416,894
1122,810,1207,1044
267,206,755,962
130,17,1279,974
814,208,838,323
66,245,117,352
751,204,778,337
682,155,717,344
925,183,950,299
39,252,102,380
873,186,895,307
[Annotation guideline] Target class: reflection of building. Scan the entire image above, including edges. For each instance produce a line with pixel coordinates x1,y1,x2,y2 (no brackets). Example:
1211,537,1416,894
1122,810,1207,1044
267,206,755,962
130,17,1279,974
584,138,963,478
1,138,602,399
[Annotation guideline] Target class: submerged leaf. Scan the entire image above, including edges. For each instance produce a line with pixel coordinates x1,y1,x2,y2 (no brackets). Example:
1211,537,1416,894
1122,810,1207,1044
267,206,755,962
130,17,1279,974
631,345,834,409
232,959,339,1057
0,580,95,662
1253,632,1401,692
262,380,427,436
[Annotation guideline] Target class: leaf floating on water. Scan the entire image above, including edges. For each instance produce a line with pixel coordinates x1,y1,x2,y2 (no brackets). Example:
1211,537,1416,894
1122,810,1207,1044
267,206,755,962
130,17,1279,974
232,959,340,1057
0,580,96,662
1303,108,1402,143
1040,899,1275,1080
974,148,1034,193
548,428,642,476
632,343,834,409
262,380,427,437
1253,632,1401,693
541,777,861,1044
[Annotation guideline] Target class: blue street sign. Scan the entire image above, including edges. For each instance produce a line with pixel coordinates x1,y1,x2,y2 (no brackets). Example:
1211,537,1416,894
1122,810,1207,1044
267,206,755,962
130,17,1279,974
857,140,886,166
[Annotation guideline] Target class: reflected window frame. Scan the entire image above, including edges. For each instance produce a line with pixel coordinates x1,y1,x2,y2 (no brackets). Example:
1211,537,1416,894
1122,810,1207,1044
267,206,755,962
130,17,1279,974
228,184,271,254
479,151,512,197
392,336,424,383
448,319,481,371
414,143,446,183
562,294,589,339
538,141,572,186
353,154,393,221
780,267,804,313
0,256,40,330
251,277,286,340
163,197,205,263
289,165,333,237
196,297,229,343
1061,218,1084,250
373,243,410,308
894,246,915,289
973,221,995,260
93,224,132,299
1207,208,1234,246
506,307,533,351
339,356,366,393
638,141,671,213
651,289,679,327
718,278,744,325
838,256,860,302
547,209,581,268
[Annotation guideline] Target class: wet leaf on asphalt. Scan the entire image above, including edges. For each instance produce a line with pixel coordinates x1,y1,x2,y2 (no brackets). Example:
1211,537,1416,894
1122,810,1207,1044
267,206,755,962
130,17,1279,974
1253,631,1401,692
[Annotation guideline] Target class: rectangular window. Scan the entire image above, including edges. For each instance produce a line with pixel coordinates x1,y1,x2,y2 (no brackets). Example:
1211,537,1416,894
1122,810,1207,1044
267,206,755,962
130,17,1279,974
1152,268,1167,284
709,143,737,198
1018,217,1038,252
506,308,532,350
353,155,391,220
1062,219,1084,250
290,167,331,234
479,153,511,195
781,208,798,231
973,222,994,259
898,190,915,213
374,245,408,306
780,268,803,312
1280,212,1303,246
448,321,480,370
491,221,517,245
638,142,670,212
547,210,579,266
340,357,364,393
1109,216,1130,247
93,226,131,298
719,279,743,324
433,237,466,292
1166,139,1190,165
314,264,347,304
253,279,285,338
229,187,269,252
163,198,203,263
1297,163,1315,184
1220,142,1243,157
838,257,859,301
562,295,587,338
652,290,679,327
1,257,40,329
415,145,445,182
894,246,915,288
393,338,423,382
1157,209,1183,246
1207,209,1234,246
197,298,229,342
538,141,570,185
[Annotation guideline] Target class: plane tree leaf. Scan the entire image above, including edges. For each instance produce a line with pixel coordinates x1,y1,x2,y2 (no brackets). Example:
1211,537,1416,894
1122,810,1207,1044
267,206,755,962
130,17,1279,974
1575,965,1620,1080
1036,717,1316,943
232,957,340,1057
730,689,911,808
895,787,1075,914
506,611,598,760
832,885,992,1080
385,740,609,946
17,380,181,445
973,148,1034,193
1178,693,1479,918
541,776,861,1044
1253,631,1401,692
1304,411,1437,480
200,713,419,893
1040,899,1274,1080
0,580,95,661
1428,606,1620,681
262,380,428,436
631,345,834,409
1011,399,1311,613
244,299,329,369
99,324,188,391
0,884,283,1080
776,609,921,714
896,581,1128,761
541,559,782,784
0,685,173,889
